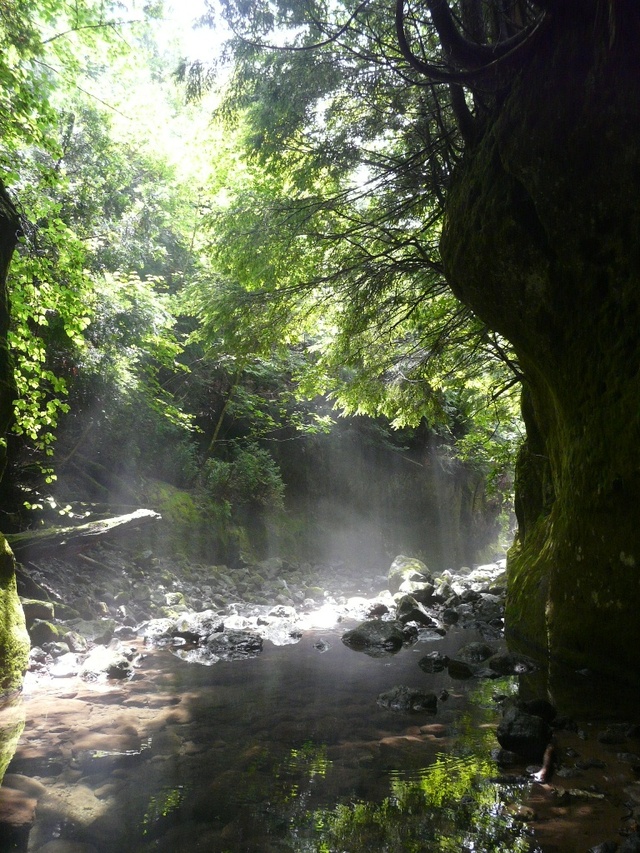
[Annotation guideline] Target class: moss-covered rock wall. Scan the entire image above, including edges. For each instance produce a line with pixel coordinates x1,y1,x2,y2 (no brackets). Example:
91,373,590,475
440,15,640,677
0,533,29,697
0,182,29,697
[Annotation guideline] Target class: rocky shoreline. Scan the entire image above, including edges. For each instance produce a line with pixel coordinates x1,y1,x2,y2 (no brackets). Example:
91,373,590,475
5,549,640,852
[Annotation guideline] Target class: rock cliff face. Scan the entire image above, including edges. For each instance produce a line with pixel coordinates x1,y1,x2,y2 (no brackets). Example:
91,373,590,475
0,534,29,698
440,15,640,677
0,183,29,698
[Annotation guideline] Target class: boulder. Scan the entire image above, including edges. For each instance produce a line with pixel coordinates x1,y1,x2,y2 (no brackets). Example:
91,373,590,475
518,699,557,724
474,593,504,622
204,630,263,661
138,618,176,643
27,619,61,647
173,610,224,642
63,618,116,645
80,643,135,681
388,555,431,595
487,651,539,675
20,598,54,624
395,596,437,627
496,706,552,761
377,685,438,713
341,620,406,654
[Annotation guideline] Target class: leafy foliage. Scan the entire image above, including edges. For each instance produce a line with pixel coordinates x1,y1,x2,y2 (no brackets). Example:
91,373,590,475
181,8,523,486
198,440,285,511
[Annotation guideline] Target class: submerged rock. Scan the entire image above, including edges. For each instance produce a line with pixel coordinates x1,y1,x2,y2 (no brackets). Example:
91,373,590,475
456,641,496,663
418,651,450,673
377,685,438,714
447,658,478,679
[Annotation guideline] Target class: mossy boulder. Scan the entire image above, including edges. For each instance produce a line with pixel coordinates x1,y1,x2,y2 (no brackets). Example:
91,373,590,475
20,599,55,625
387,555,432,596
27,620,62,648
0,534,29,698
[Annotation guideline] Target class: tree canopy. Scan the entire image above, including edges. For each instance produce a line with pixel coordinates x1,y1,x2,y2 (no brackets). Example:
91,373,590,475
182,0,640,676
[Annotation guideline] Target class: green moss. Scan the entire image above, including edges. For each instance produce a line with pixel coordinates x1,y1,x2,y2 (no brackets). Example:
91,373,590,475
441,26,640,681
0,700,25,785
0,534,30,698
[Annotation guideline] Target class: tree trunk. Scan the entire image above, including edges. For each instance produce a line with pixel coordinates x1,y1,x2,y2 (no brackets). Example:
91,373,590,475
440,14,640,678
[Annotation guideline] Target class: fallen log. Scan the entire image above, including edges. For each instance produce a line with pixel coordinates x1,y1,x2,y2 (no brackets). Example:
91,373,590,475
5,508,162,556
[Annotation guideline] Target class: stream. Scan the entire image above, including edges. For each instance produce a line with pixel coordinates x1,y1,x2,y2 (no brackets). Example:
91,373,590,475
1,557,639,852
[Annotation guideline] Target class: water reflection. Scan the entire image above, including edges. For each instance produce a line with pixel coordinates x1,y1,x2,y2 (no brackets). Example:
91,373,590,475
0,621,622,852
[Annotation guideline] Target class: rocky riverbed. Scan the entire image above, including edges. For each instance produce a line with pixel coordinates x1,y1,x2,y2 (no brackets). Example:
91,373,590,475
2,548,640,852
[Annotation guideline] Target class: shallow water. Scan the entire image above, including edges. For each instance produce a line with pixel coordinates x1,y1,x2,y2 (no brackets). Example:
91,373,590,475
0,620,635,852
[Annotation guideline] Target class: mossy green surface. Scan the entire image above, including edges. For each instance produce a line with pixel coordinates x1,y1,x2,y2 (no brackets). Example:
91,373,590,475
0,534,30,698
441,19,640,678
0,700,25,785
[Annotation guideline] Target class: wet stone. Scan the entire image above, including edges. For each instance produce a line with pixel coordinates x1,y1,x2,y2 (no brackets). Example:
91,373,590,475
496,706,552,762
418,651,449,673
395,595,437,626
447,658,478,679
377,685,438,714
487,651,539,675
455,641,496,663
341,620,405,654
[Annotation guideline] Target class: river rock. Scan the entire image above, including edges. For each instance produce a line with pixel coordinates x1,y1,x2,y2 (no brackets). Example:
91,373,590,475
388,555,431,595
28,619,61,647
418,651,449,673
341,620,406,654
49,653,80,678
395,595,437,626
496,706,552,761
0,786,37,851
20,598,55,624
204,630,263,660
63,618,116,644
377,685,438,713
447,658,478,679
138,617,176,643
518,699,557,724
618,835,640,853
173,609,224,642
487,651,539,675
473,593,504,622
456,642,496,663
80,643,135,680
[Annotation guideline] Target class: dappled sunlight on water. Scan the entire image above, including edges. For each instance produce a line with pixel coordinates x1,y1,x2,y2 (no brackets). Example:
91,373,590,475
0,621,636,852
